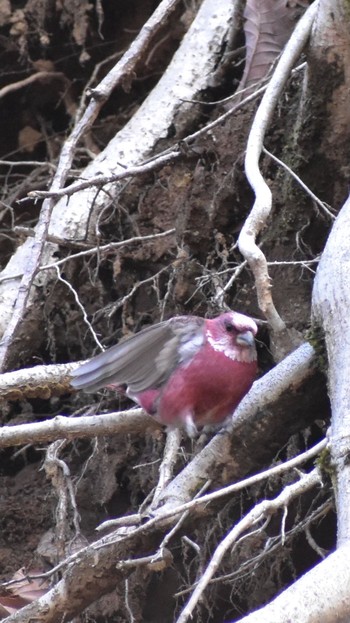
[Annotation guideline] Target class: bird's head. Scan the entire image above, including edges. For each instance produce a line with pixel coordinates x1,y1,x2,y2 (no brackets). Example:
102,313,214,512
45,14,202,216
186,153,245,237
205,311,258,363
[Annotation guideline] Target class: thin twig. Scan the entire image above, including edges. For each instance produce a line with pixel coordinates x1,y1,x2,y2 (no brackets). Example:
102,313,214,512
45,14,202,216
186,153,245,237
203,500,332,589
0,230,175,283
263,147,335,220
53,265,104,351
39,229,176,271
175,469,322,623
27,151,180,200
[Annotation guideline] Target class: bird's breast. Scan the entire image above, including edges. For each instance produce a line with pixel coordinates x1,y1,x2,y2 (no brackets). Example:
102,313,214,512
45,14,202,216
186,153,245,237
155,342,257,427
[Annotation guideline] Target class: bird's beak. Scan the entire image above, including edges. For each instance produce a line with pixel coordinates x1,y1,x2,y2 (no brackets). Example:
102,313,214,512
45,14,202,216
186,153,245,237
236,331,255,347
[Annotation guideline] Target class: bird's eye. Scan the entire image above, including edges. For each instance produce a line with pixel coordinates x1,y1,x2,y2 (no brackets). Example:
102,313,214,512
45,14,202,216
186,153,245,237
225,322,234,332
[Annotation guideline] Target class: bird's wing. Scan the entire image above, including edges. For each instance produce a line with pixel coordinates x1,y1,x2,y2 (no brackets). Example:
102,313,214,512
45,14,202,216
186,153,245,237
70,316,205,393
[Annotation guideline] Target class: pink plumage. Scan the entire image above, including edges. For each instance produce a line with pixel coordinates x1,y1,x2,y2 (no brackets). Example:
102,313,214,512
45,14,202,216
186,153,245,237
71,311,258,436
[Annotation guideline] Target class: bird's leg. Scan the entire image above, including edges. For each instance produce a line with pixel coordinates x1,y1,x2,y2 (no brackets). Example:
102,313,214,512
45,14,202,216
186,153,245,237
184,412,198,438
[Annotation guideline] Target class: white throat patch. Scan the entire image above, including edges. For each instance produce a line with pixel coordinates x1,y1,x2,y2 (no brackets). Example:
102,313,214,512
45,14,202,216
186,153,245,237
207,332,256,363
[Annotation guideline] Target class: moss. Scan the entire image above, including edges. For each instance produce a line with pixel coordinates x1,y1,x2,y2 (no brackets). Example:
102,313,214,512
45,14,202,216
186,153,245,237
306,324,328,373
316,447,333,477
316,447,337,497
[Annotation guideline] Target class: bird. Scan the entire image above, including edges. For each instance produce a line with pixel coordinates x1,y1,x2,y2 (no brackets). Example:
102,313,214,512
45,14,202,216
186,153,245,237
70,311,258,437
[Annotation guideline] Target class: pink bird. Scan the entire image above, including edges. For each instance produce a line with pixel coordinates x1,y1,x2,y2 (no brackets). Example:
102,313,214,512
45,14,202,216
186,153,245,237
70,311,258,436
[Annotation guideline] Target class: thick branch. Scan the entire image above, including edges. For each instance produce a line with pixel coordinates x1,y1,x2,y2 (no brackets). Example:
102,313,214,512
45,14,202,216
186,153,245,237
0,0,234,368
0,410,160,448
237,544,350,623
313,194,350,546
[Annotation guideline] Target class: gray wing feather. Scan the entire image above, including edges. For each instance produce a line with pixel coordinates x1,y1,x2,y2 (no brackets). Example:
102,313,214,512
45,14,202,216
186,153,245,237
71,316,205,393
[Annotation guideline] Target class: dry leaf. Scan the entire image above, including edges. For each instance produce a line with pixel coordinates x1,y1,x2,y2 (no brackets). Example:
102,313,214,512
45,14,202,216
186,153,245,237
0,567,50,618
238,0,304,94
18,126,43,153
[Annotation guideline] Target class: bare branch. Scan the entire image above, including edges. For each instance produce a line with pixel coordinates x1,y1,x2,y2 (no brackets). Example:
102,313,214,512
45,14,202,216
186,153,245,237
44,440,83,559
28,151,180,200
176,469,322,623
99,438,326,536
0,71,69,99
239,0,319,336
0,362,77,401
53,266,104,351
0,409,159,448
41,229,175,271
151,428,183,506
